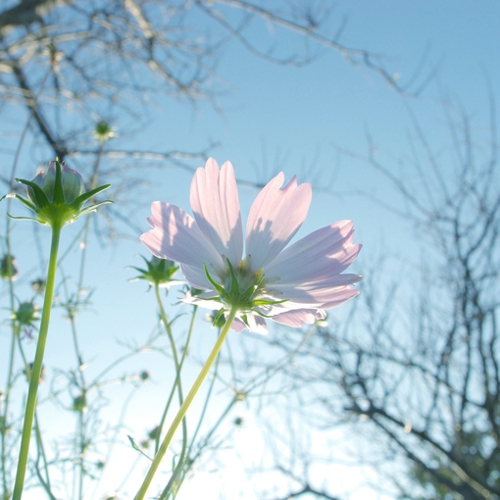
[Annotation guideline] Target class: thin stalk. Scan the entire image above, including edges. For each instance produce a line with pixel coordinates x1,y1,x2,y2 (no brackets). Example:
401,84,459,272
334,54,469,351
154,284,186,453
159,349,222,500
153,284,189,498
134,306,238,500
34,417,56,500
1,204,19,496
154,306,197,454
17,335,53,495
12,222,62,500
185,345,221,461
77,409,85,500
1,321,18,496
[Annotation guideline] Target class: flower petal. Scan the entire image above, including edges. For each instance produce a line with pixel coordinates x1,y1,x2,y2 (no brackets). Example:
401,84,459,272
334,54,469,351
271,282,360,308
242,314,268,334
245,173,312,271
183,289,222,308
271,308,326,328
190,159,243,267
180,263,213,290
264,221,361,285
228,315,268,334
140,201,223,274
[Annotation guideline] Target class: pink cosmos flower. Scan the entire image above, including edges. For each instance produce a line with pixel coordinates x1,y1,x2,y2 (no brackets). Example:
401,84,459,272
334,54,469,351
141,159,361,334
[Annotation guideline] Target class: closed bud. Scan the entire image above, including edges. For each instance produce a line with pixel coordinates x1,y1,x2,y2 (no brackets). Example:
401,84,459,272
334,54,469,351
28,160,84,204
0,254,18,281
12,301,39,327
2,158,112,228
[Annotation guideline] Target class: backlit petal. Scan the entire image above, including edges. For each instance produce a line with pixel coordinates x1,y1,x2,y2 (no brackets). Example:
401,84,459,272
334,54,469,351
271,309,326,327
264,221,361,285
140,201,223,272
190,159,243,267
271,282,360,308
246,173,312,271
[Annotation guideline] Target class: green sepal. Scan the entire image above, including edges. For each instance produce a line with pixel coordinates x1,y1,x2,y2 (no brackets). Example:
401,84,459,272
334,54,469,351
1,193,37,213
69,184,111,211
225,259,240,295
240,273,265,303
15,178,51,209
5,214,41,224
212,308,227,328
76,200,113,218
51,160,65,204
204,264,226,297
240,314,249,328
252,298,288,308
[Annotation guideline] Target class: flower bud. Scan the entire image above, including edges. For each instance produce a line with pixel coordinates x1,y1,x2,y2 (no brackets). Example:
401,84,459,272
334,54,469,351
31,278,46,295
12,301,39,327
0,254,18,281
72,393,87,412
94,121,116,144
2,158,112,228
128,255,182,290
28,161,84,204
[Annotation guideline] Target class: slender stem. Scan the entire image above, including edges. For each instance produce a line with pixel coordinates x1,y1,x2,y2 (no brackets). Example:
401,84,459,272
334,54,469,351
160,348,222,500
185,344,221,461
155,305,196,451
1,321,18,496
1,212,18,496
12,222,62,500
134,305,238,500
15,335,54,498
154,284,187,454
34,415,56,500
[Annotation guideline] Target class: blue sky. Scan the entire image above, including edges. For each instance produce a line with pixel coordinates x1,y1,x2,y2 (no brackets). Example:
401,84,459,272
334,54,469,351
2,1,500,498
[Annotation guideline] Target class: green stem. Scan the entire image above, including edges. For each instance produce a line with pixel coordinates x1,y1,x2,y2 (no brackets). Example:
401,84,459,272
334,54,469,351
12,222,62,500
134,305,238,500
159,349,222,500
1,321,18,496
155,305,196,452
154,283,186,454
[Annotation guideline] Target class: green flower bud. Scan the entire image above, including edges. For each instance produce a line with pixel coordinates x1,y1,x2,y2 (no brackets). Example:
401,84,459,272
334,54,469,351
129,255,182,290
12,301,40,327
94,121,116,144
27,160,84,204
1,159,112,228
0,254,18,281
147,425,160,441
72,393,87,412
31,278,46,295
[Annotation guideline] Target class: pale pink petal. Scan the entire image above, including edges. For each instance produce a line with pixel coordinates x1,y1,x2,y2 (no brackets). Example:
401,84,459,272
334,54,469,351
180,263,212,290
273,283,360,308
245,173,312,271
264,221,361,285
190,159,243,267
231,318,247,332
228,315,268,334
268,273,362,298
183,289,222,309
271,309,326,327
320,288,360,308
140,201,223,273
244,314,268,334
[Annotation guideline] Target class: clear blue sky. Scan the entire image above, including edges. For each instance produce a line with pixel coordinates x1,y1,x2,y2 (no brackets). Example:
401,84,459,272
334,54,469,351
2,1,499,498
